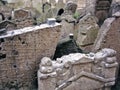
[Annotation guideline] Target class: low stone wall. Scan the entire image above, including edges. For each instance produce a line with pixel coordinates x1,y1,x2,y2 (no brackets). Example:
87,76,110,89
0,23,61,90
38,48,118,90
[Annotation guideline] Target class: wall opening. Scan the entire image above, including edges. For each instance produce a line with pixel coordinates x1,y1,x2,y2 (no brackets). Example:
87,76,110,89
0,53,6,60
57,8,64,16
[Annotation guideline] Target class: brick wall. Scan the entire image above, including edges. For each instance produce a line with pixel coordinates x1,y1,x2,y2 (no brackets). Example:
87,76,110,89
0,23,61,89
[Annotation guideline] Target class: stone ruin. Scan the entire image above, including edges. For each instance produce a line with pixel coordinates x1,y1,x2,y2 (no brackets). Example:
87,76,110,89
13,8,34,29
64,1,77,15
93,9,120,64
38,48,118,90
0,22,61,90
0,8,36,32
92,2,120,89
0,0,120,90
76,13,99,52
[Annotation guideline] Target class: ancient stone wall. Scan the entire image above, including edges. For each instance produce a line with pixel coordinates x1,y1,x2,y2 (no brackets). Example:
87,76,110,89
38,48,118,90
0,23,61,90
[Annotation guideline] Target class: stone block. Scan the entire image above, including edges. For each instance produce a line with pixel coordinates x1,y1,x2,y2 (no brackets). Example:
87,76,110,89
14,9,30,20
76,13,99,52
38,48,118,90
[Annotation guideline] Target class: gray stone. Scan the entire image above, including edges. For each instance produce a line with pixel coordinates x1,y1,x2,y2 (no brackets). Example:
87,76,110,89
93,16,120,65
64,1,77,15
49,0,56,6
14,8,31,20
76,13,99,51
38,48,118,90
93,17,115,52
0,13,5,22
110,2,120,16
10,88,15,90
0,14,3,21
42,2,51,13
0,85,3,89
0,20,16,30
60,19,74,39
113,11,120,17
45,8,54,19
56,0,65,9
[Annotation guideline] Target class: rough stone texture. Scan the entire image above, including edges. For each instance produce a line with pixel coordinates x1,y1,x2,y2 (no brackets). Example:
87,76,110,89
38,48,118,90
13,8,34,29
0,20,16,30
93,16,120,89
4,8,37,29
76,13,99,52
56,0,65,10
65,0,86,9
0,6,12,19
14,9,31,20
93,16,120,63
49,0,56,7
0,23,61,89
0,13,5,21
64,1,77,15
15,18,34,29
42,2,51,13
60,19,75,40
109,2,120,17
95,0,112,25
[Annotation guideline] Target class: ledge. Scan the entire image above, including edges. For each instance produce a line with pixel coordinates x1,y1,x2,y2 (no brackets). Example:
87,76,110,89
0,23,61,39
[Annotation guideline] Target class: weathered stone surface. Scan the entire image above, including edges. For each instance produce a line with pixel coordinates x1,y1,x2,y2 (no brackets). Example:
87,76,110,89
64,1,77,15
60,19,75,39
0,20,16,30
46,9,54,19
0,23,61,89
109,2,120,16
92,16,120,90
0,13,5,21
113,11,120,17
42,2,51,13
0,6,12,19
49,0,56,6
38,48,118,90
14,9,31,20
56,0,65,10
76,13,99,52
12,8,35,29
15,18,34,29
93,16,120,63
